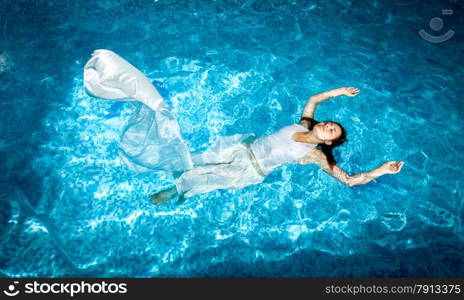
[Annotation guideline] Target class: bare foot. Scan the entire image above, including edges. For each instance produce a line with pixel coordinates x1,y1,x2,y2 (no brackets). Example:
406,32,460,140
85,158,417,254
150,187,178,205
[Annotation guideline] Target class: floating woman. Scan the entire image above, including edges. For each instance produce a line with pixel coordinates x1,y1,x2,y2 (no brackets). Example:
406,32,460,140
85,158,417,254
83,50,404,205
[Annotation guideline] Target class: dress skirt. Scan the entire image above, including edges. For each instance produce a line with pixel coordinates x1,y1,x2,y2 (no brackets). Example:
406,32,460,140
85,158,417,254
176,134,265,198
83,49,192,172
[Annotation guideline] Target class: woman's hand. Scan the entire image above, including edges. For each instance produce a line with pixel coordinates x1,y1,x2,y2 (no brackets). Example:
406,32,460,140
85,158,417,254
380,161,405,174
342,87,360,97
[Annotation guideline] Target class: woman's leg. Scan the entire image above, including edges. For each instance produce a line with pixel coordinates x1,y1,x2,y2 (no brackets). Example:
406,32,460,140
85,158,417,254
150,163,240,205
191,133,255,166
150,186,179,205
151,148,241,204
176,147,264,198
150,142,263,204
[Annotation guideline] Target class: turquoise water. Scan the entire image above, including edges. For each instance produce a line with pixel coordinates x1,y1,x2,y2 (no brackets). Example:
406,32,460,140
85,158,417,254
1,0,463,277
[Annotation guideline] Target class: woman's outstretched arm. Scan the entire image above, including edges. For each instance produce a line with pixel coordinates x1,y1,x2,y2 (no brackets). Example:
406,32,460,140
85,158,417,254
301,87,360,120
299,149,404,187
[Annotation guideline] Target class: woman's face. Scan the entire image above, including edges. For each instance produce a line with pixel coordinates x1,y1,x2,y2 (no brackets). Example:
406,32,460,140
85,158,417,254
315,122,342,141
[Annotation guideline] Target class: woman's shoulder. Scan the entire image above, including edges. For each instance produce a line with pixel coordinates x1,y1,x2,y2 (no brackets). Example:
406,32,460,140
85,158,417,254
282,123,308,129
298,120,311,129
278,123,308,135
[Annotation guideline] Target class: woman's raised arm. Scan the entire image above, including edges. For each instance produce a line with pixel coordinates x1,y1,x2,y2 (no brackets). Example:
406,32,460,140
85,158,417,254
299,149,404,187
300,87,360,120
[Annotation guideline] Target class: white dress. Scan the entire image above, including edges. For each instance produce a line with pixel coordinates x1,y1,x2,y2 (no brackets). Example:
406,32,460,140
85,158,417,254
83,50,318,198
250,124,318,175
175,124,317,197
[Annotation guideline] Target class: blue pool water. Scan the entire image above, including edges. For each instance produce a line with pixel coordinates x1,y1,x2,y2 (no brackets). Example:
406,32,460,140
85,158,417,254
1,0,463,277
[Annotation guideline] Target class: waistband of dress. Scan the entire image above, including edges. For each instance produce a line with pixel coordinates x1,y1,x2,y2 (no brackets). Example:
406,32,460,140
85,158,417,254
243,141,266,177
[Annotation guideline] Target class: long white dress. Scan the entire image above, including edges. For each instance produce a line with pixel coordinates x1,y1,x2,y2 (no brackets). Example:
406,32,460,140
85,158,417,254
176,124,317,197
83,50,317,198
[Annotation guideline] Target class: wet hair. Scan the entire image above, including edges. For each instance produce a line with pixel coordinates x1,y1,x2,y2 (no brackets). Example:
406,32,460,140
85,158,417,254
301,116,347,169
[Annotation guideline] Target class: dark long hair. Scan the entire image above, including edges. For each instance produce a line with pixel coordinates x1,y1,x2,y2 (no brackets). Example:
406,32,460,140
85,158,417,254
301,117,347,169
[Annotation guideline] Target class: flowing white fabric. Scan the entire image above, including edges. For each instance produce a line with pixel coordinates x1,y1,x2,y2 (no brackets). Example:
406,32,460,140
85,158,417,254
83,49,193,172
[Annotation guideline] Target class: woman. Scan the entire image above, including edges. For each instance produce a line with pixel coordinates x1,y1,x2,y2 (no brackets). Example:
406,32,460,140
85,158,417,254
83,50,404,205
151,86,404,204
